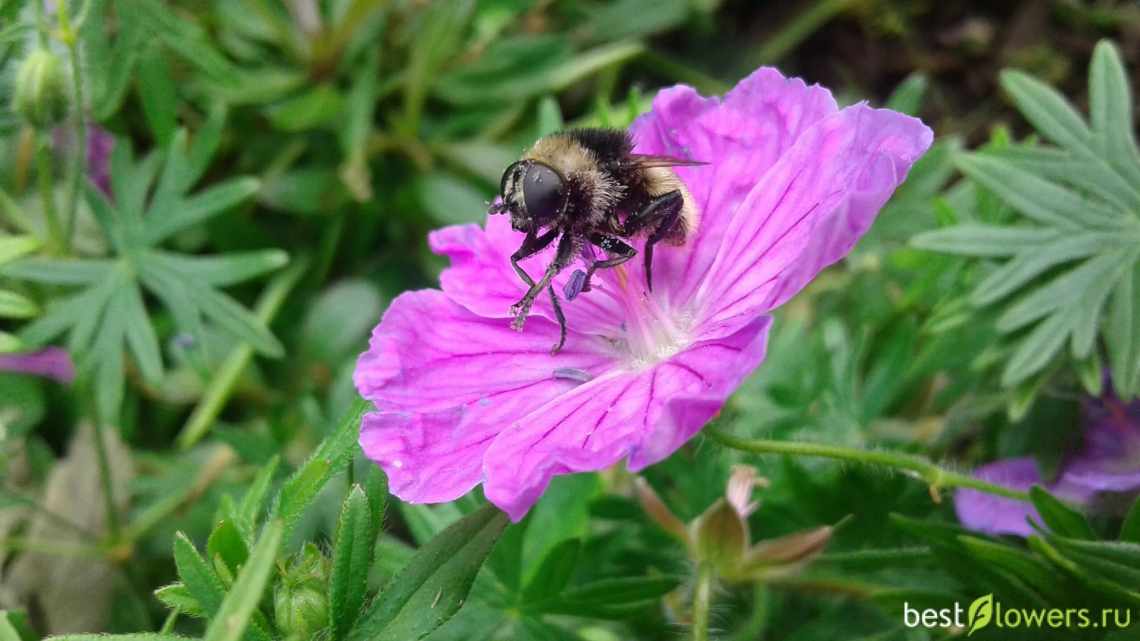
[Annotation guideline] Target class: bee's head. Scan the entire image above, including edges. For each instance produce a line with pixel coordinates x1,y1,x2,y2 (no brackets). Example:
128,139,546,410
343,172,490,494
495,160,566,232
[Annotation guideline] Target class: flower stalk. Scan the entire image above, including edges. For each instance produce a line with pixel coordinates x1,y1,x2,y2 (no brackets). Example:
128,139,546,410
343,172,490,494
692,562,714,641
705,427,1030,503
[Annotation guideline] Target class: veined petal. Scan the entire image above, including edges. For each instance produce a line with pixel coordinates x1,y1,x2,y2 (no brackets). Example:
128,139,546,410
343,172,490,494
628,68,839,305
355,290,614,503
483,316,770,520
694,103,932,339
430,214,624,335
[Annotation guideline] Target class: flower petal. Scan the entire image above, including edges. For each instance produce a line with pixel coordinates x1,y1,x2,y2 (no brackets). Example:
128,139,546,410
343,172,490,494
1063,403,1140,492
0,347,75,383
694,103,932,339
628,68,839,304
483,316,770,520
354,290,614,504
954,458,1095,537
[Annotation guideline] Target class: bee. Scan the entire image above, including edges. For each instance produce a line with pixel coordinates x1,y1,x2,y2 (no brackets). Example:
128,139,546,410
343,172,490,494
490,128,702,353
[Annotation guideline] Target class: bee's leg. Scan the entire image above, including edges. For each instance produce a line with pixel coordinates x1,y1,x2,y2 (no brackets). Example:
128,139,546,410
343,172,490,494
624,191,683,291
565,234,636,300
511,233,575,352
509,228,560,290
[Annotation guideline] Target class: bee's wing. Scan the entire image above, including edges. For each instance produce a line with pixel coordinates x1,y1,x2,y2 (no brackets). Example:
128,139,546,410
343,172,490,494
628,153,708,168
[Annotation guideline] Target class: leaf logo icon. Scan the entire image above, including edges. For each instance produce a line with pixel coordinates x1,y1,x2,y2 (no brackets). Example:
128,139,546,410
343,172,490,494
967,594,994,636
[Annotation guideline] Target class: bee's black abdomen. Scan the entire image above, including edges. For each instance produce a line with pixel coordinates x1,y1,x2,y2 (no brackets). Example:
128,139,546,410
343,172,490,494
561,128,633,163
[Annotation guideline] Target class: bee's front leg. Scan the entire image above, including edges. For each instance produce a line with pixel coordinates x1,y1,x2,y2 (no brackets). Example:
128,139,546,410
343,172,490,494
511,233,575,353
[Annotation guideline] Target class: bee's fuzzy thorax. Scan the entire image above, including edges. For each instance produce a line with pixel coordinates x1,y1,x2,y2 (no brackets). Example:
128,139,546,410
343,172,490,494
525,134,625,224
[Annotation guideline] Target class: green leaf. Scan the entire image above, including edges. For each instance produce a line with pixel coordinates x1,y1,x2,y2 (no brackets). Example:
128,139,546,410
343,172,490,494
524,576,681,619
122,283,163,384
885,72,928,116
0,235,39,265
43,629,192,634
150,250,289,287
155,583,205,618
136,44,178,146
955,153,1120,230
237,455,279,538
1000,69,1091,152
1106,263,1140,399
202,520,284,641
272,397,368,538
329,486,376,640
910,224,1061,258
173,531,226,616
1,258,115,284
520,538,580,603
0,290,37,319
144,177,261,244
1122,497,1140,543
347,503,508,641
0,610,34,641
1029,486,1095,539
207,518,250,576
1089,40,1140,186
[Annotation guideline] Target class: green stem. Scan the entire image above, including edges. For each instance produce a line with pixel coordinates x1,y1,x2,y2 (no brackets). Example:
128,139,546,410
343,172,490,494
91,419,121,539
33,0,49,47
705,428,1030,502
159,607,181,634
35,136,64,253
692,562,714,641
62,38,86,252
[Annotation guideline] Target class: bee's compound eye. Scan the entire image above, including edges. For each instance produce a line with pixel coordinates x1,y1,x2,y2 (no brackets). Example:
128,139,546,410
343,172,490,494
522,163,564,224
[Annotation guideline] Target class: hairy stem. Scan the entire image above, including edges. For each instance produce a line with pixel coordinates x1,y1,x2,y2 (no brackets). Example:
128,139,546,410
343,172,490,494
706,428,1029,502
692,562,714,641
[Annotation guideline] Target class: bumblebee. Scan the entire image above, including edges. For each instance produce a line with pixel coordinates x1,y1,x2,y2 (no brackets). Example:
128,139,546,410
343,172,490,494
490,128,702,353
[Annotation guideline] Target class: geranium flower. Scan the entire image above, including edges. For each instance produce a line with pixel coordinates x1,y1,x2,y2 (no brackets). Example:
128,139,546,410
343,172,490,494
354,67,932,520
955,391,1140,536
0,347,75,383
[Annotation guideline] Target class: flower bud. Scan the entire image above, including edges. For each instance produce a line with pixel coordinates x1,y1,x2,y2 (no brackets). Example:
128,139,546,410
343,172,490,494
12,49,69,129
273,543,330,640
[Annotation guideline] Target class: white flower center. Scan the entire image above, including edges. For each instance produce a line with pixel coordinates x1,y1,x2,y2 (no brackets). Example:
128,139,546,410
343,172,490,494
598,267,695,369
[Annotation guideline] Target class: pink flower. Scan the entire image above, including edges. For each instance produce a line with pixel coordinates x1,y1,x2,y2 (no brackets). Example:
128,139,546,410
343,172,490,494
354,68,932,520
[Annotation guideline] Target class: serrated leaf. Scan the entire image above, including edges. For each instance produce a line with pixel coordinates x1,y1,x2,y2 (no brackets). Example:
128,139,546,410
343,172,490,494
1106,263,1140,399
347,503,508,641
237,455,279,537
152,250,289,287
201,520,283,641
329,486,375,640
174,531,227,616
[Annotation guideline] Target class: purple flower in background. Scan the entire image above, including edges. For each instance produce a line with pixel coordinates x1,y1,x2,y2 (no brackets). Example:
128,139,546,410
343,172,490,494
354,68,932,520
54,125,115,195
955,393,1140,536
0,347,75,383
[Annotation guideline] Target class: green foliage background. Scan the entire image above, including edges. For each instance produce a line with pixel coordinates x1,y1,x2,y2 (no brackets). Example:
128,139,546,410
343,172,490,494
1,1,1139,640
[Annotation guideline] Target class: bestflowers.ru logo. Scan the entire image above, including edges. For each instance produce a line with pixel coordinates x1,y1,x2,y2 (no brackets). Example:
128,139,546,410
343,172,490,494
903,594,1133,635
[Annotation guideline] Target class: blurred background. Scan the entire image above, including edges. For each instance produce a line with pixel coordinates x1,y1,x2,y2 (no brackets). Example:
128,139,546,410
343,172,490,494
1,1,1140,639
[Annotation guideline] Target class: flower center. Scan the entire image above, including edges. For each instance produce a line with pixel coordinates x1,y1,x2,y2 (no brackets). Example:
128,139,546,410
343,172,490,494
604,267,694,369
